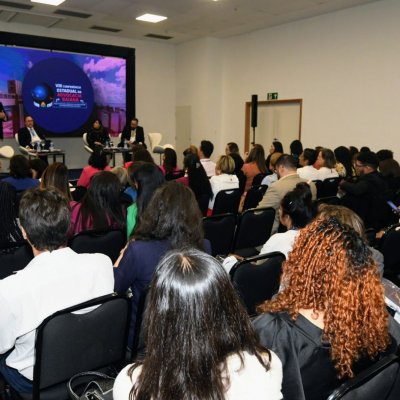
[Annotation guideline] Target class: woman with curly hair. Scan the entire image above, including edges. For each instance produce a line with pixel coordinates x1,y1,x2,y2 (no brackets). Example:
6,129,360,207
253,216,400,400
114,249,283,400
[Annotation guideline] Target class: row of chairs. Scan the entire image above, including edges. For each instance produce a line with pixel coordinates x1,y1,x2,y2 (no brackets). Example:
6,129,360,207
203,207,275,257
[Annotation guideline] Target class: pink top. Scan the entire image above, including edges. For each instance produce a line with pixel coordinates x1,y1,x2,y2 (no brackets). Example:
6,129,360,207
159,165,181,176
242,162,262,192
176,175,189,186
77,165,112,188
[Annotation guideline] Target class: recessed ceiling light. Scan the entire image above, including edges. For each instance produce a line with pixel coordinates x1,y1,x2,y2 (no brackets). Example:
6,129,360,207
136,13,167,23
31,0,66,5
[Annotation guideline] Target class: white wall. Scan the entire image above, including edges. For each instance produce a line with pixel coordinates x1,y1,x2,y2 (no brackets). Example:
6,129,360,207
176,0,400,159
0,21,176,168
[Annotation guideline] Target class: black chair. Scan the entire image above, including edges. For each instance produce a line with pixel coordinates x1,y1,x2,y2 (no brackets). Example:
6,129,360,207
242,184,268,211
378,224,400,284
17,293,130,400
326,353,400,400
317,177,341,198
68,229,126,264
212,188,241,215
230,252,285,316
252,173,267,186
232,207,275,256
202,213,236,256
0,242,33,279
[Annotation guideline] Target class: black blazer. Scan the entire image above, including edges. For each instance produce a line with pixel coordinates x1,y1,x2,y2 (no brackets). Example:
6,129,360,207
87,128,110,149
17,126,46,148
0,102,6,140
119,125,145,146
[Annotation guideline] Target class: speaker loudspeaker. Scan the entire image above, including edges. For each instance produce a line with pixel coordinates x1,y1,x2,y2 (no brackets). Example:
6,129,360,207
251,95,258,128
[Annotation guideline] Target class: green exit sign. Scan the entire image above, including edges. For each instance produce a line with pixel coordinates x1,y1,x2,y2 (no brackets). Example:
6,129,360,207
267,92,278,100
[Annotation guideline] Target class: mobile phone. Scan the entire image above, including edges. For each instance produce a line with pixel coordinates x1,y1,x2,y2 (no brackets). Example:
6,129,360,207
387,201,400,214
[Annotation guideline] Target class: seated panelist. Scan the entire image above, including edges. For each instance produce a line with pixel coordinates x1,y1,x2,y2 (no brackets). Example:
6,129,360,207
87,119,110,150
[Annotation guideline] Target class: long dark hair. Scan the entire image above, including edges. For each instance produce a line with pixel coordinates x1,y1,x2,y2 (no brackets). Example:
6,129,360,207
281,182,316,228
40,162,71,200
334,146,353,177
76,171,125,232
88,148,108,170
129,248,271,400
163,148,177,174
9,155,32,179
132,162,165,218
0,182,24,249
184,153,212,199
133,182,204,250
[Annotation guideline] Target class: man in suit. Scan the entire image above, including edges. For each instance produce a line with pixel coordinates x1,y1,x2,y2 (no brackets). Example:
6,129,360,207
0,102,7,140
17,116,46,149
119,117,145,162
257,154,317,234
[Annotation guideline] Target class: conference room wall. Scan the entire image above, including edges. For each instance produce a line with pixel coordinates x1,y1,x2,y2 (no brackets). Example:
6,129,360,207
0,21,176,169
176,0,400,159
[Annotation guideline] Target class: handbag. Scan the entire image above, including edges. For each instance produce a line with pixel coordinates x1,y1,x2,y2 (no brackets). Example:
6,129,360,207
68,371,115,400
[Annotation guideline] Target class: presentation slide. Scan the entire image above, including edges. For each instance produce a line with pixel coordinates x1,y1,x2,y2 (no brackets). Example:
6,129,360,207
0,46,126,138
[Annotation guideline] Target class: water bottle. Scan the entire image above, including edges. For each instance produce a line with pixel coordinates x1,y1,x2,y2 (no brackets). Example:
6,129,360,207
36,142,41,152
49,141,54,152
124,139,128,149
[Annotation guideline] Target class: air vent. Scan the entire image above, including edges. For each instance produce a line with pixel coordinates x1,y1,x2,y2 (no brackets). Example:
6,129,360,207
0,1,33,10
90,25,121,33
54,9,91,19
145,33,173,40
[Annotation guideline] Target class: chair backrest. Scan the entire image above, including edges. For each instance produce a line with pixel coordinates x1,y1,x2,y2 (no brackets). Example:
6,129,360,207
212,188,242,215
232,207,275,253
68,229,126,264
230,252,285,316
15,132,20,146
0,242,33,279
326,353,400,400
318,177,341,198
147,132,162,150
203,213,236,256
252,173,267,186
32,294,130,398
0,145,14,159
82,132,93,154
242,184,268,211
378,224,400,277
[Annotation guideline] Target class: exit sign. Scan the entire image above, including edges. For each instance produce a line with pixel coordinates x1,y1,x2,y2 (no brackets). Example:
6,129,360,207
267,92,278,100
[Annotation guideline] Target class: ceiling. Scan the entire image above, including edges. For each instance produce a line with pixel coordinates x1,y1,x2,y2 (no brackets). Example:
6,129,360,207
0,0,382,44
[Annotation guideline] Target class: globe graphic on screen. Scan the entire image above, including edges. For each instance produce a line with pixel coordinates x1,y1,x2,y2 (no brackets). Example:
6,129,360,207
31,83,54,107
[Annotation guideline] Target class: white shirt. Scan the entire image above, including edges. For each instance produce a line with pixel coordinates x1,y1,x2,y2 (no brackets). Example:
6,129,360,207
200,158,217,177
28,127,41,144
259,229,299,259
0,247,114,380
316,167,339,181
261,173,277,187
297,166,319,181
113,350,283,400
209,173,239,209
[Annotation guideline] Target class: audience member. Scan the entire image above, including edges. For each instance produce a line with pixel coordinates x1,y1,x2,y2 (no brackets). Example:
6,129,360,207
225,142,244,174
379,158,400,194
360,146,371,153
28,158,47,180
126,162,165,238
318,204,384,277
86,119,110,150
177,153,212,215
254,216,400,400
316,148,340,180
289,139,303,167
242,144,267,192
0,188,114,394
262,152,283,186
297,148,319,181
77,149,112,188
349,146,359,160
111,166,128,187
71,171,125,236
3,155,39,191
259,183,316,258
0,182,23,250
123,144,148,169
199,140,216,177
334,146,354,178
114,182,212,348
40,162,73,202
114,249,283,400
208,155,239,213
377,149,394,162
183,145,198,156
257,155,316,234
159,148,182,180
340,151,391,229
266,140,284,172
